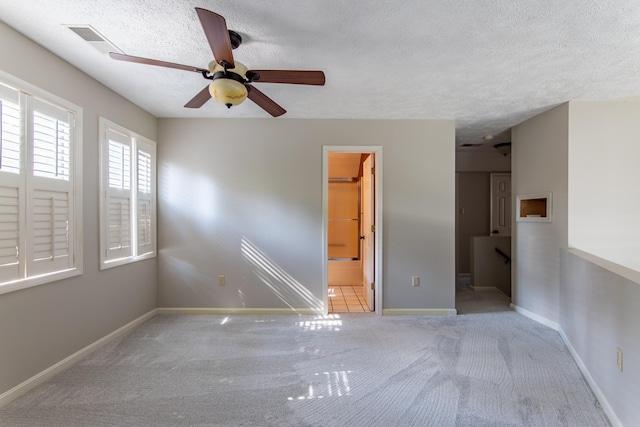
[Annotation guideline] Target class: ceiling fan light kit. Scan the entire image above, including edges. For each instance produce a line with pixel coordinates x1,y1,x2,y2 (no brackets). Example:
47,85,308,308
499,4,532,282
109,7,325,117
208,61,249,108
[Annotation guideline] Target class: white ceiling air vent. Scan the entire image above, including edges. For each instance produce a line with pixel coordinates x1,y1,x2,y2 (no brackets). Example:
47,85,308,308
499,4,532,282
65,25,122,55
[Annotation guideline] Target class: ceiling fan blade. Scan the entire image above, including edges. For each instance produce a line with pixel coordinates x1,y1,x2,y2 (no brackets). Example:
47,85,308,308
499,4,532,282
184,86,212,108
109,52,208,73
246,85,286,117
248,70,326,85
195,7,235,68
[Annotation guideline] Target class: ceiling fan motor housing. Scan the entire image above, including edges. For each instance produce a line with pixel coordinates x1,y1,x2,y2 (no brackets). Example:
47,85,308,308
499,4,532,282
208,61,249,107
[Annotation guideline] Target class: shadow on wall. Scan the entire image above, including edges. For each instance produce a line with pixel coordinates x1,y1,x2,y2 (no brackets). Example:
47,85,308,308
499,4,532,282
241,237,323,314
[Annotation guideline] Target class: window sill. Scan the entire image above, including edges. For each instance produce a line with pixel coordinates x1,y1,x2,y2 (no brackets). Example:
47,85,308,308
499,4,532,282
0,268,82,296
100,252,156,270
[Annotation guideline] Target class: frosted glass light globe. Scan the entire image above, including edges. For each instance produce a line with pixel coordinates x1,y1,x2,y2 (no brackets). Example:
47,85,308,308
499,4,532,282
209,79,247,107
208,61,249,108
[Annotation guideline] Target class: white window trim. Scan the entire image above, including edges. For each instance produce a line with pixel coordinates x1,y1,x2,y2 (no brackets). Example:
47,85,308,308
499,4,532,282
0,70,83,296
98,117,156,270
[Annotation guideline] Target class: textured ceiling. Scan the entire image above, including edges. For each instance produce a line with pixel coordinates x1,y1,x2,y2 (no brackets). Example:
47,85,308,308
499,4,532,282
2,0,640,147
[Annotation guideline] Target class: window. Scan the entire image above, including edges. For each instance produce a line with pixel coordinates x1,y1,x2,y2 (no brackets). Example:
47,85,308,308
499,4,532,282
99,117,156,269
0,73,82,295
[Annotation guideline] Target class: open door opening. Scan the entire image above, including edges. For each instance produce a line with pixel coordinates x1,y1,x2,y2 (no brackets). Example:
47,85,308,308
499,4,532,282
323,147,381,314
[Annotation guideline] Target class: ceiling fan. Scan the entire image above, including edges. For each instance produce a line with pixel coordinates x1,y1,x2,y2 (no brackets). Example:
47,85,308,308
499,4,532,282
109,7,325,117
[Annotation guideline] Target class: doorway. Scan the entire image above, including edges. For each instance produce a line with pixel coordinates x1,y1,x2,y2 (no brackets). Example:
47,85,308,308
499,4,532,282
322,146,382,315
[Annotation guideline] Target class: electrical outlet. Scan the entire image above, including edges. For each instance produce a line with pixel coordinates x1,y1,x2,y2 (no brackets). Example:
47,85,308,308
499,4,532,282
616,347,623,372
218,275,225,286
412,276,420,287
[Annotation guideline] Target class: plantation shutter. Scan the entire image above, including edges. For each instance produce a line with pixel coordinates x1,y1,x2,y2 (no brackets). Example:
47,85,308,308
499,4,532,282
98,117,156,269
0,84,22,175
136,139,155,255
0,84,22,282
27,97,75,276
105,128,132,260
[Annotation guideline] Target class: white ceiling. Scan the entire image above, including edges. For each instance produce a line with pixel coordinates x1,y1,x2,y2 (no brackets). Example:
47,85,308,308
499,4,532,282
2,0,640,147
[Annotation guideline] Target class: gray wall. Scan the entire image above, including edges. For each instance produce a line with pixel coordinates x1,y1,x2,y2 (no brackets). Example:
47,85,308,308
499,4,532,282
0,22,157,395
157,118,456,311
511,103,569,324
560,250,640,427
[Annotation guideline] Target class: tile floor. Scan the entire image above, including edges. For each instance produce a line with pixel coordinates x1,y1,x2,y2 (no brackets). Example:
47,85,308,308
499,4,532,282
328,285,372,313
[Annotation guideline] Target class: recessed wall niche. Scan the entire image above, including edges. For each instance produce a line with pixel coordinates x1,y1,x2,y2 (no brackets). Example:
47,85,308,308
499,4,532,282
516,192,552,222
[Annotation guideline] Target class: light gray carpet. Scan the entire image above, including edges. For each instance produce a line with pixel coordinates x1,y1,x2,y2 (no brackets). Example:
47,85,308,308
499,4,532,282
0,289,610,427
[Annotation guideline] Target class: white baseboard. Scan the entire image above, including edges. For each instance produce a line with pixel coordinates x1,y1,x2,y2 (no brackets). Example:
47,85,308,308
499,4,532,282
558,329,621,427
382,308,457,316
157,307,318,315
0,309,157,409
510,303,559,331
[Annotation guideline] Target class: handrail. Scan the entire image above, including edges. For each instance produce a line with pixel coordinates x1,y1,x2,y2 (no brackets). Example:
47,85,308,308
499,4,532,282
495,247,511,264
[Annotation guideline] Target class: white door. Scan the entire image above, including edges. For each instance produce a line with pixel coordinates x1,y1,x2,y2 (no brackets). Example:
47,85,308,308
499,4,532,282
490,173,511,236
361,154,375,311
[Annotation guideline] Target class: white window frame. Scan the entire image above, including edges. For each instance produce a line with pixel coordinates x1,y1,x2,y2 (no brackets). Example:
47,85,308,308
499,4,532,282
99,117,156,269
0,71,83,296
